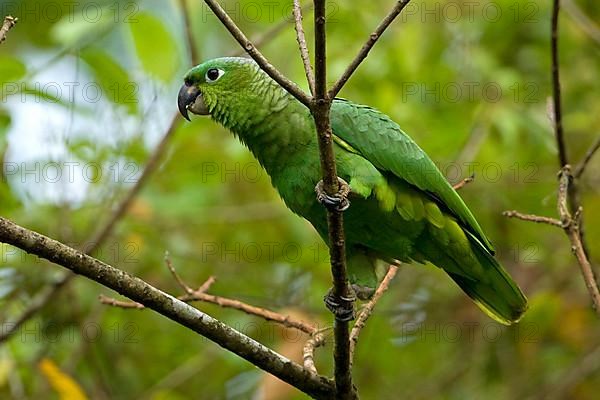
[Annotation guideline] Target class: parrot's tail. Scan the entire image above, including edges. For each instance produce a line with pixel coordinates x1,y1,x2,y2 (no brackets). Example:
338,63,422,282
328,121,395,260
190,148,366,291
448,237,528,325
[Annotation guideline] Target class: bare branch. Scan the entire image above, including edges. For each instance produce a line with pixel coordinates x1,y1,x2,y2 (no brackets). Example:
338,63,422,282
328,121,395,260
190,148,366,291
350,265,399,359
293,0,316,96
229,3,314,57
303,332,326,374
557,167,600,312
99,294,144,309
164,251,195,294
0,217,334,399
0,15,17,44
312,0,355,398
502,210,563,227
452,174,475,191
551,0,567,168
328,0,412,99
202,0,312,108
196,275,217,294
101,274,317,335
563,0,600,47
177,0,199,64
574,135,600,178
503,166,600,316
551,0,600,306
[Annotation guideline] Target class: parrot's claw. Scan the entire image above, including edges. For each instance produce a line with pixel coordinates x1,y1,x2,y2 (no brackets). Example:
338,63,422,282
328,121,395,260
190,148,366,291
324,287,357,322
315,178,351,212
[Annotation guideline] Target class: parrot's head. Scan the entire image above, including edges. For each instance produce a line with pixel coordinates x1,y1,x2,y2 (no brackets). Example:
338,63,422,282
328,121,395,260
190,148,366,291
178,57,260,121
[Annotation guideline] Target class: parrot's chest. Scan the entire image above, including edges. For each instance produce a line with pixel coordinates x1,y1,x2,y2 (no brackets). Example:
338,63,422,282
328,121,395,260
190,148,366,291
265,151,326,218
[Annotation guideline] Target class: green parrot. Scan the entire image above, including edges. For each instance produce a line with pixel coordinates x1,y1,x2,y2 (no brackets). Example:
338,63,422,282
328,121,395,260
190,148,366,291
178,57,528,325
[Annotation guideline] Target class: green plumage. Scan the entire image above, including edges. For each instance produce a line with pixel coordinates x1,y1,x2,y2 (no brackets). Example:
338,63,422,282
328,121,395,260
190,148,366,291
181,57,527,325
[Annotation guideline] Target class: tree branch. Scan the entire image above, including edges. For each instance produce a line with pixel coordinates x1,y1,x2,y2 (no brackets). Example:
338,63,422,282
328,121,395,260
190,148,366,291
293,0,316,96
349,265,399,360
0,217,335,399
0,15,17,44
101,284,317,335
328,0,412,99
574,135,600,178
202,0,312,108
100,257,318,335
229,3,313,57
304,332,326,374
551,0,567,168
312,1,356,398
177,0,199,64
502,210,563,227
557,167,600,312
548,1,599,310
452,173,475,191
503,165,600,315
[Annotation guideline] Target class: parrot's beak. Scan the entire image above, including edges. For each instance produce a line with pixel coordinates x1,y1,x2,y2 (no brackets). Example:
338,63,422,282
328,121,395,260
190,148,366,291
178,83,209,120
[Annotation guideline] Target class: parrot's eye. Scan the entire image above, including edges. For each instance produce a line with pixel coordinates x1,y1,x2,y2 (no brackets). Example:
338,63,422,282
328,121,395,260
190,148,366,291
206,68,224,83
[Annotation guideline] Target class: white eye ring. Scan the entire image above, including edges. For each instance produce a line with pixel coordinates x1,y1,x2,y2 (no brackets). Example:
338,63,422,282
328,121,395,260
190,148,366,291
205,68,225,83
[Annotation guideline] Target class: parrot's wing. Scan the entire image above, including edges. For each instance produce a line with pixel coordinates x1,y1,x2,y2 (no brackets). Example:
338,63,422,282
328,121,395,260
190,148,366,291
330,98,495,253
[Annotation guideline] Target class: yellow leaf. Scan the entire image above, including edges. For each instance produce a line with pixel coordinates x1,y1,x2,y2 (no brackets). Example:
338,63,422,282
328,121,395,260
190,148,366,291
38,358,88,400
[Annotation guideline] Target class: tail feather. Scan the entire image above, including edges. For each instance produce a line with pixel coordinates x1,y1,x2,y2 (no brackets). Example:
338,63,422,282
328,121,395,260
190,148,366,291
448,239,528,325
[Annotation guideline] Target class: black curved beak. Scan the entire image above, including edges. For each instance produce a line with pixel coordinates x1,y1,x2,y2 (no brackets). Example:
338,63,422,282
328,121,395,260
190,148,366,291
178,83,201,121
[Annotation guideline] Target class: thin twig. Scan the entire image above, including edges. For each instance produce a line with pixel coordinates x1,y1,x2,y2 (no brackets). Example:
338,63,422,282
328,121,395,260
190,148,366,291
502,210,563,227
229,3,314,57
164,251,194,294
551,0,567,168
0,217,334,399
303,332,326,374
183,291,317,335
452,174,475,191
557,166,600,312
550,1,595,295
574,135,600,178
178,0,199,64
101,276,317,335
503,166,600,315
563,0,600,47
328,0,412,99
293,0,315,96
196,276,217,294
202,0,312,108
0,16,17,44
98,295,144,309
349,265,399,359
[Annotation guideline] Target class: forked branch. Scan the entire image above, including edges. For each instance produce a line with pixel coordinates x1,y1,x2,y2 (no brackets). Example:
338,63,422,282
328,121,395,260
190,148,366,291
0,217,335,399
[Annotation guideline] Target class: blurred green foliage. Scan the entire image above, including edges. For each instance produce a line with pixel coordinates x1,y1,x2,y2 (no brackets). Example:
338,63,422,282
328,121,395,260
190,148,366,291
1,0,599,399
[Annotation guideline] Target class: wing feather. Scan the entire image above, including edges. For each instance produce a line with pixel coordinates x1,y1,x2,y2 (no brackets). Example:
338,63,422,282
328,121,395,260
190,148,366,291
330,98,495,253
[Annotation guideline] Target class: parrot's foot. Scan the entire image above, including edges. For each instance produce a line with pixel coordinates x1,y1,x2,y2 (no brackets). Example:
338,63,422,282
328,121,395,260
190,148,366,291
315,178,351,212
324,287,356,322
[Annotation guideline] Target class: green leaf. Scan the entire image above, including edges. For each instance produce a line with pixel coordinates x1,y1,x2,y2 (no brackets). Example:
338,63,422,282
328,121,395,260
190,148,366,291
80,49,138,114
129,12,179,82
50,7,113,48
0,55,26,86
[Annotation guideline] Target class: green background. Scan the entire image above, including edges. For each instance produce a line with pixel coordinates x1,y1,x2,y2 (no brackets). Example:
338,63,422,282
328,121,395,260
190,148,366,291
1,0,599,399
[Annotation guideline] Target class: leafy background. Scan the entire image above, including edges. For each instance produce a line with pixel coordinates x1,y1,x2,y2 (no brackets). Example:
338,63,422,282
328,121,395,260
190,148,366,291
1,0,599,399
